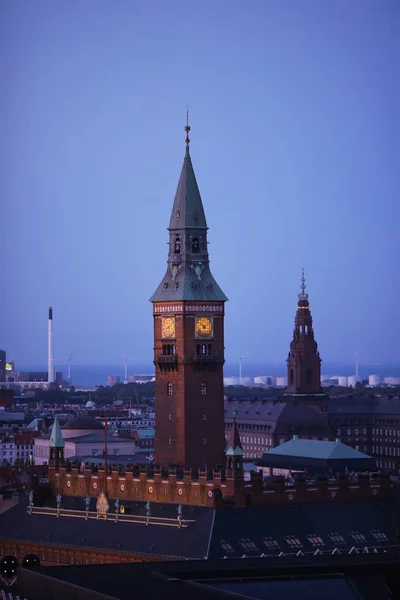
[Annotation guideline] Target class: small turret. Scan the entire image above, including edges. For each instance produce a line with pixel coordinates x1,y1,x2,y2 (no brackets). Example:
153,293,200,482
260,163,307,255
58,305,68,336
49,415,65,468
226,416,243,476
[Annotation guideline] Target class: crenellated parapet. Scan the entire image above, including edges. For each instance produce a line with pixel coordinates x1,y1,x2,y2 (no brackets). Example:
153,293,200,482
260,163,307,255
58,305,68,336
49,461,392,508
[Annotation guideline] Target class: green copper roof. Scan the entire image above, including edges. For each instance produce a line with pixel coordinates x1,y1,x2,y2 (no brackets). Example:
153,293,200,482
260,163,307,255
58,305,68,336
267,438,371,461
49,415,64,448
150,263,228,302
169,148,207,231
226,417,243,456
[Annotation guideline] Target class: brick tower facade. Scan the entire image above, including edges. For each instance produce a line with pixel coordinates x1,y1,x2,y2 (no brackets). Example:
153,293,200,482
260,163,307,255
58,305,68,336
286,270,323,396
150,120,228,472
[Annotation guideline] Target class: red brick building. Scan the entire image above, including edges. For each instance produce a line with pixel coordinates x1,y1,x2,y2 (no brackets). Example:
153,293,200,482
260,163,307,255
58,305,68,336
150,121,227,472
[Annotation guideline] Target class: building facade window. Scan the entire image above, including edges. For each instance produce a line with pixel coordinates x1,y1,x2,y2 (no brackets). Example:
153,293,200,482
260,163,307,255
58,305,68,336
201,382,207,396
167,383,173,396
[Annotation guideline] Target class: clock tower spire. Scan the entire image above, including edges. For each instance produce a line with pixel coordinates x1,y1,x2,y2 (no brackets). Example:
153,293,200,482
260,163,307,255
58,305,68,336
151,118,227,472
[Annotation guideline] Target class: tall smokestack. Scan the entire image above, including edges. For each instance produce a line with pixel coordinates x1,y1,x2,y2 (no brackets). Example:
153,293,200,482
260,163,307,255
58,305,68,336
48,307,54,384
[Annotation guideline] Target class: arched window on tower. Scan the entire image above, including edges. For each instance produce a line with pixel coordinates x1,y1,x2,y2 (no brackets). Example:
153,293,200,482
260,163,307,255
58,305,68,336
201,344,207,355
174,237,181,254
306,369,312,385
305,325,308,334
201,382,207,396
290,369,294,385
167,383,173,396
196,344,201,356
192,237,200,253
207,344,212,356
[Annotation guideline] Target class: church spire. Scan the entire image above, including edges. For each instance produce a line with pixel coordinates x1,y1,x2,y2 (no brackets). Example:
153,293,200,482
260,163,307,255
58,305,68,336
286,271,322,395
150,117,227,303
49,415,65,468
226,416,243,456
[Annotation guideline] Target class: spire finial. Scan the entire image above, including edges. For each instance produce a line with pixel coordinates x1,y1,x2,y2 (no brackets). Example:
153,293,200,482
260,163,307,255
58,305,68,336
184,106,191,150
298,268,309,301
301,268,306,295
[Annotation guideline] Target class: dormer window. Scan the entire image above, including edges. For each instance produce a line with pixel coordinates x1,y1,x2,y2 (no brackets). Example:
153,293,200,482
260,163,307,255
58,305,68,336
192,237,200,253
174,237,181,254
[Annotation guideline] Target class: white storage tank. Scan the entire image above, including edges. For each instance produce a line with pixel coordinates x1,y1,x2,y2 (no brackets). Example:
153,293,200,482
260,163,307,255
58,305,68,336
368,374,381,387
383,377,400,386
254,376,269,386
348,375,362,388
275,376,288,387
224,376,240,386
338,376,349,387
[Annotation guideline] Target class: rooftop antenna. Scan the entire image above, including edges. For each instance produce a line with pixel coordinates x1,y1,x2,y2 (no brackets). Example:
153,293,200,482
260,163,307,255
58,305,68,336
66,353,73,382
239,354,247,379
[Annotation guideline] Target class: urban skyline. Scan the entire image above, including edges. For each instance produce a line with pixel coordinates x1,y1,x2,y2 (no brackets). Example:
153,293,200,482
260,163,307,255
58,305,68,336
2,1,399,367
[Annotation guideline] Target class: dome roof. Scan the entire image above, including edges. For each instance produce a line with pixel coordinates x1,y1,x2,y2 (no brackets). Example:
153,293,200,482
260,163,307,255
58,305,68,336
63,416,103,431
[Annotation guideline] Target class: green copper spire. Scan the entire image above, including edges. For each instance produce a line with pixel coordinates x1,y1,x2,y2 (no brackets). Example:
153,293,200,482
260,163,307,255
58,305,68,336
150,115,227,303
49,415,64,448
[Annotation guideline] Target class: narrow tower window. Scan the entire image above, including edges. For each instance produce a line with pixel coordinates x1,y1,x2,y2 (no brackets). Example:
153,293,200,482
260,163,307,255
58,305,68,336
192,237,200,253
201,382,207,396
167,383,173,396
306,369,312,385
290,369,294,385
174,237,181,254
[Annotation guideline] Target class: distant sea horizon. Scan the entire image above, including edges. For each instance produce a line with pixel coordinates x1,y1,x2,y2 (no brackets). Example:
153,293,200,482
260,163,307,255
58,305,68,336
16,362,400,387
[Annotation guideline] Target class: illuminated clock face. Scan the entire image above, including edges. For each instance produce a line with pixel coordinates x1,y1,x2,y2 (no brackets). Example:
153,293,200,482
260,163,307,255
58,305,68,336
161,317,175,339
196,316,213,338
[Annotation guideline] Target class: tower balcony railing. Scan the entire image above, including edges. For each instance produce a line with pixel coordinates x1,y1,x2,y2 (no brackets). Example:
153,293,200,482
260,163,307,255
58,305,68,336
192,353,224,363
156,355,178,364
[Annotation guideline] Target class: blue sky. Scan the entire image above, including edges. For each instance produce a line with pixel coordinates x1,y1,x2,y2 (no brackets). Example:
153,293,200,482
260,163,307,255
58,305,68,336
1,0,399,370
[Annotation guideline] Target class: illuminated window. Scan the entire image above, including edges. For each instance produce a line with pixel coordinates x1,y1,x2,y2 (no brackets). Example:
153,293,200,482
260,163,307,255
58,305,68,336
307,535,325,547
201,382,207,396
239,538,258,550
167,383,173,396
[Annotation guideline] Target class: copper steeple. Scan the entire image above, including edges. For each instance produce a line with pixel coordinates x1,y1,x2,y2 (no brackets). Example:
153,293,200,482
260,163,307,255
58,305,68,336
150,116,227,302
286,270,322,395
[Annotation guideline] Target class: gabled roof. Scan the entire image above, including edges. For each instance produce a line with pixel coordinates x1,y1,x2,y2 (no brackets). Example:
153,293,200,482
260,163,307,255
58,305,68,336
266,438,371,461
49,415,64,448
169,147,207,231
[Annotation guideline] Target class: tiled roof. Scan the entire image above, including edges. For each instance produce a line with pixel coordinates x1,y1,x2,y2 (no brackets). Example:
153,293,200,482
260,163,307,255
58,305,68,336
266,439,371,461
329,397,400,416
224,400,330,433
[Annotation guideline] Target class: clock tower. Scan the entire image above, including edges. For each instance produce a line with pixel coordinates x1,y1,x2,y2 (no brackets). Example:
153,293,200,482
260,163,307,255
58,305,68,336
150,118,227,472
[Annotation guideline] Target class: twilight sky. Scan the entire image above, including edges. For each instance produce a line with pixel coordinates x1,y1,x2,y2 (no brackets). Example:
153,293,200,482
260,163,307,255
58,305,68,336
1,0,399,371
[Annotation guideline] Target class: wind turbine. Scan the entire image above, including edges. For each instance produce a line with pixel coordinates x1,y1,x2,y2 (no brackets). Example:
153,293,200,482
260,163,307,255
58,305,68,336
66,353,73,382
